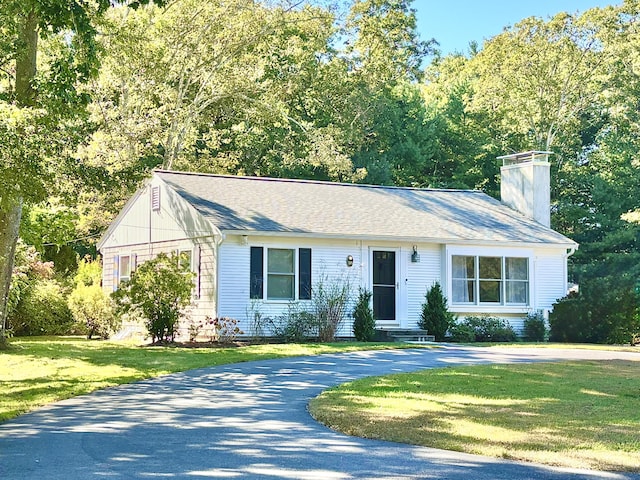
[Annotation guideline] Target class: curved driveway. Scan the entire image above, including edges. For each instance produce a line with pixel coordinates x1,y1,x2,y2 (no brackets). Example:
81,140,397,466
1,346,639,480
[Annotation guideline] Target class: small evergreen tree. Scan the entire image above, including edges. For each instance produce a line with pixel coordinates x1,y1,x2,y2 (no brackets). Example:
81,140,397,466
353,288,375,341
418,282,455,341
112,252,194,343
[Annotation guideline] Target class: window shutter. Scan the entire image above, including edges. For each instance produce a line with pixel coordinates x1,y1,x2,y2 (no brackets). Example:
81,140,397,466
299,248,312,300
112,255,120,292
250,246,263,299
131,253,137,272
194,245,201,299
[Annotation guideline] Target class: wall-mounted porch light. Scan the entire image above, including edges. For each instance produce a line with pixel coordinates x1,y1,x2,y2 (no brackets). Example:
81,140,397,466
346,254,354,267
411,245,420,263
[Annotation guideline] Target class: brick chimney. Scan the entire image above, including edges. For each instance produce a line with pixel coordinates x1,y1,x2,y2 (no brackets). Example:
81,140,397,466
498,151,551,228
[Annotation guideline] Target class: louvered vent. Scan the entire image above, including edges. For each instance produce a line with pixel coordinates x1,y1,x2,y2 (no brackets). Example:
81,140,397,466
151,186,161,211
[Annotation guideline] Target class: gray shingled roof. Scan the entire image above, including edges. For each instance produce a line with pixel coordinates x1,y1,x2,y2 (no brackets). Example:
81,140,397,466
156,170,576,246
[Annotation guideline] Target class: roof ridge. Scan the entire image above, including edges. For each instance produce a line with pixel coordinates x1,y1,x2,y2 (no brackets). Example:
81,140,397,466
154,169,481,194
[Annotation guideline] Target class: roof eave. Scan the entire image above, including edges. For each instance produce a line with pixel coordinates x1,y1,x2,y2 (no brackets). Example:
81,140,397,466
220,229,578,249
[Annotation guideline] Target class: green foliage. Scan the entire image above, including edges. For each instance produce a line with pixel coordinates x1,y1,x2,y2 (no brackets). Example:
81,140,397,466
523,311,548,342
112,252,194,343
9,279,74,336
549,277,640,344
451,316,518,343
448,321,476,343
5,242,76,336
68,258,119,339
417,282,455,341
352,289,375,342
270,302,317,343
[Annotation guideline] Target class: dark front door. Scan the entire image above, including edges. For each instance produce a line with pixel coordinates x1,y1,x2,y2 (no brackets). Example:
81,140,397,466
372,250,396,321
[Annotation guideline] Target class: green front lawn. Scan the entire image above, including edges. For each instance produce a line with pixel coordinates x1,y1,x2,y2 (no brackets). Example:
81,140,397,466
309,361,640,472
0,336,428,422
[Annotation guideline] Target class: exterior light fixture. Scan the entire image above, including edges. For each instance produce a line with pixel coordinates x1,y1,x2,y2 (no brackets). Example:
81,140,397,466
346,255,354,267
411,245,420,263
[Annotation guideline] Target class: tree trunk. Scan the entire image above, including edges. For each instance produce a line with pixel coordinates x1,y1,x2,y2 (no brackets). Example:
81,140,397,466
0,7,38,347
0,201,23,346
15,7,38,106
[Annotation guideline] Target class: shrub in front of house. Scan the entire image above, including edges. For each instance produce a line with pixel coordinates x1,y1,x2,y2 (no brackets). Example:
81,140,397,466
449,316,518,343
448,321,476,343
68,257,120,339
352,288,375,342
549,277,640,344
523,310,547,342
312,273,352,342
417,282,456,341
270,302,317,343
112,252,194,343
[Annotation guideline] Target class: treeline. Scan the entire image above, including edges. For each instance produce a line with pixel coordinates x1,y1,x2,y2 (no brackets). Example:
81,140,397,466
2,0,640,343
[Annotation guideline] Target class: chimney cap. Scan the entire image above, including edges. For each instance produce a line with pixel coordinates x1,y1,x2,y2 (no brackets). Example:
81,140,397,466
497,150,553,166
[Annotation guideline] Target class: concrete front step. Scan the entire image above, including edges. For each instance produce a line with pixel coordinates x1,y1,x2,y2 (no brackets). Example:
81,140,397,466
374,328,435,343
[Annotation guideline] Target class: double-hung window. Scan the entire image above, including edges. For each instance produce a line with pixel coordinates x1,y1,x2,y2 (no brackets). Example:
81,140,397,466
452,255,529,305
177,248,201,299
250,247,311,301
113,253,136,291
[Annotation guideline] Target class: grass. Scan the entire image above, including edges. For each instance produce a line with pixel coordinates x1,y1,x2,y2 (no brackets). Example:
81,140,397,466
0,336,429,422
309,361,640,472
485,342,640,352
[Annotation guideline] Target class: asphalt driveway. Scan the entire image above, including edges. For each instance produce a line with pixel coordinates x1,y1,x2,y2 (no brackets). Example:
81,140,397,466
1,345,639,480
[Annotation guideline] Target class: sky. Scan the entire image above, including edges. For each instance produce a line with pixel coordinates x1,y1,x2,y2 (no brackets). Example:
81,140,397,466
414,0,621,56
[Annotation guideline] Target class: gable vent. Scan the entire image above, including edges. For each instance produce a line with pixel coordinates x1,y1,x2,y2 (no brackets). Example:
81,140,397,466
151,186,161,211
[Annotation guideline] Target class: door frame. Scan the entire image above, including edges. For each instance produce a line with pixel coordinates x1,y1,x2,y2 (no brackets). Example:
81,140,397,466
370,247,400,324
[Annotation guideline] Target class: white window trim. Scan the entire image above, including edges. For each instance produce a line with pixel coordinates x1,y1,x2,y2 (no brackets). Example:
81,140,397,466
177,247,200,300
265,247,298,302
119,254,132,283
446,246,533,313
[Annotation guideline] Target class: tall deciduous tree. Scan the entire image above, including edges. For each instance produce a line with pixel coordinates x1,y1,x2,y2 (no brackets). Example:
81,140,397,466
0,0,160,346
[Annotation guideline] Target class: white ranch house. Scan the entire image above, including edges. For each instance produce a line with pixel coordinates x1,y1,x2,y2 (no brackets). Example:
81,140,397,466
98,151,578,339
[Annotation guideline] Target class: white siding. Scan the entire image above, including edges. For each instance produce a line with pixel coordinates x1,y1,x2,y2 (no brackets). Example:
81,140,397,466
534,249,568,312
100,178,219,250
218,237,447,337
405,244,442,327
218,236,363,337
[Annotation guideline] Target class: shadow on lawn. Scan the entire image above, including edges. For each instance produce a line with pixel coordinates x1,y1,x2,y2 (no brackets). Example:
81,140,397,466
313,360,640,473
3,348,638,479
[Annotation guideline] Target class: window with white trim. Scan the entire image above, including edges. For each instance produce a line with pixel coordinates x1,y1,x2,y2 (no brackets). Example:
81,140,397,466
250,247,311,301
119,255,131,283
452,255,529,305
267,248,295,300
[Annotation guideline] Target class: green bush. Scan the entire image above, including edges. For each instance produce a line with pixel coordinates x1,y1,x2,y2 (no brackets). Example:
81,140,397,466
448,321,475,343
417,282,455,341
523,311,547,342
9,279,74,336
549,277,640,344
69,284,119,339
352,289,375,341
112,252,194,343
68,257,120,339
270,302,316,342
450,316,517,343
